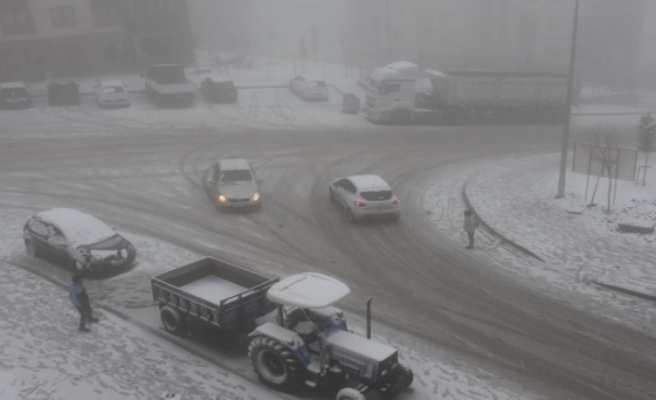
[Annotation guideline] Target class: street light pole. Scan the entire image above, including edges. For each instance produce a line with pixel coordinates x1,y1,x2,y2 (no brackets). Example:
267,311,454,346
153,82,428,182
385,0,392,62
557,0,580,198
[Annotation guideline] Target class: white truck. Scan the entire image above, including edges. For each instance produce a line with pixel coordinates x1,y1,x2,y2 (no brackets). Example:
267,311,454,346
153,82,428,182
363,61,572,125
153,258,413,400
144,64,197,106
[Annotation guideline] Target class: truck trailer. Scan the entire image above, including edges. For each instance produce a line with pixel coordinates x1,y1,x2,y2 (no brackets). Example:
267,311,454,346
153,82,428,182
363,61,573,125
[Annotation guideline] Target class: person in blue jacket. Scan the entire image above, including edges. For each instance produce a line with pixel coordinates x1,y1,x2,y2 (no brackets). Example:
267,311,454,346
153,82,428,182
69,275,98,332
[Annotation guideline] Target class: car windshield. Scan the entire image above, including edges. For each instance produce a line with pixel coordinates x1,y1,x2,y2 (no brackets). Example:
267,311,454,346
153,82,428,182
220,170,253,183
361,190,393,201
102,86,124,94
307,81,326,88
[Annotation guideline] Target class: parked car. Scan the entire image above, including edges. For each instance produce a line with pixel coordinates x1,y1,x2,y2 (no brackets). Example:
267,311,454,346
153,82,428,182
96,79,130,108
48,81,79,106
329,175,401,223
208,158,261,210
24,208,137,276
200,77,238,103
289,76,329,101
0,82,32,109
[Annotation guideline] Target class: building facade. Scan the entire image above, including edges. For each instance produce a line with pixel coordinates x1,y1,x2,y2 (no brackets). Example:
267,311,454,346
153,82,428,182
0,0,193,81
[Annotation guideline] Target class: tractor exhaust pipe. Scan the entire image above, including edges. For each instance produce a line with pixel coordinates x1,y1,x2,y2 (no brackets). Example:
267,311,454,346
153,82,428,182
366,296,372,339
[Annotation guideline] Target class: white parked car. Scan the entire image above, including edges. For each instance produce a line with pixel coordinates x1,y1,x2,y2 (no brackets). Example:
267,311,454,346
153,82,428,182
289,76,329,101
329,175,400,223
209,158,261,210
96,79,130,108
23,208,137,276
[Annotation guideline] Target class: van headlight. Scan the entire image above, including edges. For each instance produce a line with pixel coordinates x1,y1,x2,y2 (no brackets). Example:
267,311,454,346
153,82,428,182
251,192,260,202
218,194,227,203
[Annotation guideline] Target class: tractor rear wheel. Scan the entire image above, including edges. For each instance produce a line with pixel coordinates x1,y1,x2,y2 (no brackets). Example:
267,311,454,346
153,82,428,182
249,336,304,389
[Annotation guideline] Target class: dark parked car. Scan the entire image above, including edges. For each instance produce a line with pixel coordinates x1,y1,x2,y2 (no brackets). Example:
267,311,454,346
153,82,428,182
200,77,238,104
0,82,32,110
48,81,80,106
24,208,137,276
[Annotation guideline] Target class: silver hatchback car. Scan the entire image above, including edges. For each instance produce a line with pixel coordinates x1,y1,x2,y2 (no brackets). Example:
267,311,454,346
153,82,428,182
329,175,400,223
209,158,261,210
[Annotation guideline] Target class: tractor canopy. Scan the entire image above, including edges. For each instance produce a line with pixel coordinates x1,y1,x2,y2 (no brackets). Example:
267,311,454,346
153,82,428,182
267,272,350,308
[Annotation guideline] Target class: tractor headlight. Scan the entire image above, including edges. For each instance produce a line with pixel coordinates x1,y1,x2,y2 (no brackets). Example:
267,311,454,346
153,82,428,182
218,194,227,203
251,192,260,202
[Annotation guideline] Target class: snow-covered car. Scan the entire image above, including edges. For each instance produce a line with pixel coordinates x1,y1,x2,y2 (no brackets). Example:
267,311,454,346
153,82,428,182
209,158,261,210
0,82,32,110
289,76,329,101
96,80,130,108
200,77,238,103
24,208,137,276
329,175,400,223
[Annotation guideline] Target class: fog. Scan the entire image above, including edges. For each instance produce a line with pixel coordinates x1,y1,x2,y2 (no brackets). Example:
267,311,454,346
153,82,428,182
188,0,656,90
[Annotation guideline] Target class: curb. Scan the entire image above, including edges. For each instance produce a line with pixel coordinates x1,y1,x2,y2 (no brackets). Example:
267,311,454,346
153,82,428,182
460,180,656,304
592,281,656,303
461,178,545,262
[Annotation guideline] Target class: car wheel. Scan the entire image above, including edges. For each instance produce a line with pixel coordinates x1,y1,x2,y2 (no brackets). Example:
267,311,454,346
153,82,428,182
25,239,39,257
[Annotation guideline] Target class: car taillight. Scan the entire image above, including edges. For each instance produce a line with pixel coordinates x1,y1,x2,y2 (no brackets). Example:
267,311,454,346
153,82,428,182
354,200,366,207
393,199,400,205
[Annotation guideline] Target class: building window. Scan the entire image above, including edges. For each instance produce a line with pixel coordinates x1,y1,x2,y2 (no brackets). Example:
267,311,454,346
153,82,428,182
134,0,170,19
91,1,124,27
50,6,77,29
0,2,34,35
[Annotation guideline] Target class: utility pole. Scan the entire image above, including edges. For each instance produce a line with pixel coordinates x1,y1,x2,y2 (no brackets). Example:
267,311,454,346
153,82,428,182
385,0,392,62
557,0,580,198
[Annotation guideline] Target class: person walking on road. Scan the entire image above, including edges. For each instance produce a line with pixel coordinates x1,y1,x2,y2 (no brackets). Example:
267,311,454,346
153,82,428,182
463,209,478,249
69,275,98,332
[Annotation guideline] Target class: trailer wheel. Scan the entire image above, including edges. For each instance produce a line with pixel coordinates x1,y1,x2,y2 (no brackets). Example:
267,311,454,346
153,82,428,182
160,306,185,335
336,388,366,400
248,336,304,389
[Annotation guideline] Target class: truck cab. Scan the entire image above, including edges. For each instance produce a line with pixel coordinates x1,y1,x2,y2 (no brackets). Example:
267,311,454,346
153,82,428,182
363,61,420,124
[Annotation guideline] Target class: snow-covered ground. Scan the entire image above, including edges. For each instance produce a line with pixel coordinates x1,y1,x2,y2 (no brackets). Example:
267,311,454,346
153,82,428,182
2,52,655,399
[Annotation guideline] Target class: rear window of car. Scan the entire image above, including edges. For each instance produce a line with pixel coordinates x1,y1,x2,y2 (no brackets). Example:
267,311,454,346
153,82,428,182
361,190,393,201
307,81,326,88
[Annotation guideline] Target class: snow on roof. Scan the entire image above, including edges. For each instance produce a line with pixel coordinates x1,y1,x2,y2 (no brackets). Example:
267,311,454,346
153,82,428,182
0,82,26,89
267,272,351,308
348,175,390,190
326,330,397,362
425,69,446,78
370,61,420,82
218,158,250,170
37,208,115,246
